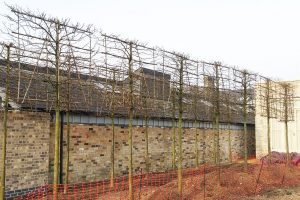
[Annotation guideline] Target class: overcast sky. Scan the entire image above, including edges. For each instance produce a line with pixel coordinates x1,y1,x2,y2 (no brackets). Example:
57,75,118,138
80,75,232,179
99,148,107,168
1,0,300,80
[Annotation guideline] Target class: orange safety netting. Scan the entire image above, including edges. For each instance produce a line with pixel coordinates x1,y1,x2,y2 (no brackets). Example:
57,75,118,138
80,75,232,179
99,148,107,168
15,161,300,200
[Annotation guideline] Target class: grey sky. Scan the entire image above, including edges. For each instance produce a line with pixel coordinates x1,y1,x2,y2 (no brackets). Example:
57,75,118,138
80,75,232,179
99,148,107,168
1,0,299,80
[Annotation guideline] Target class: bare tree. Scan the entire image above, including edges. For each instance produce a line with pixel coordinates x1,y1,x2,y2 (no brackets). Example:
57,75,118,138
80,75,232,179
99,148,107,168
279,83,294,163
0,5,283,199
5,6,93,199
0,43,12,199
171,84,177,169
258,78,278,163
242,70,249,168
213,63,221,183
233,69,256,169
177,57,184,196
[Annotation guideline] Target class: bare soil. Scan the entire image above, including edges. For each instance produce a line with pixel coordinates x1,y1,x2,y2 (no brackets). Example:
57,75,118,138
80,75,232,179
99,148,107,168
18,161,300,200
99,162,300,199
247,185,300,200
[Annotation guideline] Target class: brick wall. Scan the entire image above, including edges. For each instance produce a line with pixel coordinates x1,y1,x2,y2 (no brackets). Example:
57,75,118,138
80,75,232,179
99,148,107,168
0,110,255,198
0,111,50,199
49,123,255,183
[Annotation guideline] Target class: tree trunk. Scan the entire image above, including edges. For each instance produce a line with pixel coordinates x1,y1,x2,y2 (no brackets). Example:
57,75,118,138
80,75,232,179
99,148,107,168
53,20,61,200
1,44,11,200
213,63,221,183
128,43,134,200
226,94,232,163
177,58,184,196
64,58,71,194
64,111,70,193
145,115,150,173
285,120,289,162
266,80,271,164
172,90,176,169
284,86,290,163
110,114,115,187
194,121,199,166
228,123,232,163
243,71,248,169
110,71,116,187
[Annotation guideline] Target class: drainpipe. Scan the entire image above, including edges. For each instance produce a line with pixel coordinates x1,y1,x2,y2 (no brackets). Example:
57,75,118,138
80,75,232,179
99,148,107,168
59,111,64,184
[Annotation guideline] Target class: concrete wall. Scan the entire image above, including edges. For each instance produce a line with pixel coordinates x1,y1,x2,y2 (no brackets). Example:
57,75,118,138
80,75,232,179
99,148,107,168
0,111,50,199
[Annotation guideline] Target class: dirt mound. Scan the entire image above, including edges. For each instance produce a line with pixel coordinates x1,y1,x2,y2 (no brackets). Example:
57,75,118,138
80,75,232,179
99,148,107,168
261,151,300,166
144,163,300,200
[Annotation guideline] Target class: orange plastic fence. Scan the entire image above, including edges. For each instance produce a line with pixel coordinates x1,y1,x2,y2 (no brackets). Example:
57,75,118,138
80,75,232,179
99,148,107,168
15,163,300,200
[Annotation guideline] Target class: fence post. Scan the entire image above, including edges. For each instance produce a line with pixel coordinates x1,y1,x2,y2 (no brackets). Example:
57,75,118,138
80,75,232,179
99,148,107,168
138,170,143,200
203,164,206,200
254,160,264,195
